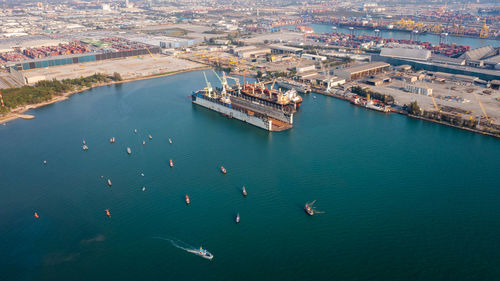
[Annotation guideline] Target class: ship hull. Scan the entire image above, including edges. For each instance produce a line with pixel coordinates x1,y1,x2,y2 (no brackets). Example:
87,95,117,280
192,95,272,131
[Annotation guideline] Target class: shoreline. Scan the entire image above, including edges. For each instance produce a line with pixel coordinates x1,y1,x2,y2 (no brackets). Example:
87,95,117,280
313,90,500,139
0,66,210,124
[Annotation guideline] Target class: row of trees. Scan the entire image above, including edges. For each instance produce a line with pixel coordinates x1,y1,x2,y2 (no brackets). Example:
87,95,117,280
351,85,395,104
0,73,117,114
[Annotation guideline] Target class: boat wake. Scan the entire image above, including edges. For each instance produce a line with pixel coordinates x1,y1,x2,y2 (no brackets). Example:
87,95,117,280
153,236,214,260
152,236,194,252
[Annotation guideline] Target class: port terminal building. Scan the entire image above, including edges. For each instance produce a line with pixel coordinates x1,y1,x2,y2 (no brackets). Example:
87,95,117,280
335,62,390,81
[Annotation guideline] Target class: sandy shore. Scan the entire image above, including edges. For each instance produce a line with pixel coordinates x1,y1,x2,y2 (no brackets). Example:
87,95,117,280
0,66,210,124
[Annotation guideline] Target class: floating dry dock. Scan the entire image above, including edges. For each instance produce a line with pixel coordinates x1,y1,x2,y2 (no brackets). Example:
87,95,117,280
192,72,298,131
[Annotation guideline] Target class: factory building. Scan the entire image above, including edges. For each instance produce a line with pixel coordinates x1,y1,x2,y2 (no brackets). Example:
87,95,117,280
335,62,390,81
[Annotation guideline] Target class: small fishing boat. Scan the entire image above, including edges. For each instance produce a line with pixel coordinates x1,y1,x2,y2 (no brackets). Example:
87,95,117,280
134,129,137,134
141,173,145,177
34,212,39,219
82,144,88,150
186,247,213,260
82,140,86,145
242,186,247,197
236,213,240,224
43,160,47,165
304,200,323,216
105,209,111,217
110,137,115,143
169,138,173,144
142,187,146,192
304,202,314,216
107,179,112,186
142,140,146,145
148,135,152,140
170,159,174,167
126,147,132,154
221,166,227,174
185,194,190,204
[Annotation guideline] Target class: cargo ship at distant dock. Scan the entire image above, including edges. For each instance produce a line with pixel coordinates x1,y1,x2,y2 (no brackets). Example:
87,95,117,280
192,72,297,131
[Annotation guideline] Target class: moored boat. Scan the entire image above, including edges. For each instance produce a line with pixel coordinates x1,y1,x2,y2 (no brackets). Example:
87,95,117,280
110,137,115,143
169,138,173,144
34,212,39,219
82,144,88,150
185,194,190,204
242,186,247,197
148,135,152,140
236,213,240,223
169,159,174,167
221,166,227,174
107,179,112,186
105,209,111,217
126,147,132,154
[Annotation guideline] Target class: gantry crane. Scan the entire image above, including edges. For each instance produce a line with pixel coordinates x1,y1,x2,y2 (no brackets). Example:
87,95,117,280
479,19,489,38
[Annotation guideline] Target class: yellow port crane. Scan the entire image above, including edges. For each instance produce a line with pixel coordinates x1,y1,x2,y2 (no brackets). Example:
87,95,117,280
431,93,440,112
479,19,489,38
473,93,490,123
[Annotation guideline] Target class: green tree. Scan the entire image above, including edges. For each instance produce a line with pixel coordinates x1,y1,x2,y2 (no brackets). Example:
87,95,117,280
113,72,123,81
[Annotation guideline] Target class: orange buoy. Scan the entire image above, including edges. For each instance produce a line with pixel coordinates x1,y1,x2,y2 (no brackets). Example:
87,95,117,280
34,212,39,219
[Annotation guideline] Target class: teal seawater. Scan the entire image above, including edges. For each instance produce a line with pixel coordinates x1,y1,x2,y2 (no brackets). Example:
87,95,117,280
1,70,500,281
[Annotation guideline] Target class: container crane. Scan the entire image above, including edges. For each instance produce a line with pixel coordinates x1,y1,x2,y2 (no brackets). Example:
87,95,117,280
479,19,489,38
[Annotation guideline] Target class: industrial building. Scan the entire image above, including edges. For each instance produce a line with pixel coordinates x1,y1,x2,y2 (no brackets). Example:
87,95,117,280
460,45,497,68
269,44,303,55
405,84,433,96
335,62,390,80
380,47,431,61
301,53,326,61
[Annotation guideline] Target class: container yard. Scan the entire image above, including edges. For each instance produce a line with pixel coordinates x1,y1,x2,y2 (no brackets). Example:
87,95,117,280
1,37,161,70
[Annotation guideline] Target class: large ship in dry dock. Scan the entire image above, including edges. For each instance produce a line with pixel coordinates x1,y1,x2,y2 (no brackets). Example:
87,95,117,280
191,72,298,131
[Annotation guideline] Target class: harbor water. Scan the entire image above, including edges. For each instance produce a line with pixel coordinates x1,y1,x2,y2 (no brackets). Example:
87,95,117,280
283,23,500,49
1,70,500,281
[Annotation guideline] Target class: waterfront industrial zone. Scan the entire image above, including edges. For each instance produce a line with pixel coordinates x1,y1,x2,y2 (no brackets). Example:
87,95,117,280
1,2,499,137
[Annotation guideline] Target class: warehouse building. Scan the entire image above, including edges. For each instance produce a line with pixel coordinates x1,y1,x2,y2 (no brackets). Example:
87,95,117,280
335,62,390,80
269,44,303,55
380,47,431,61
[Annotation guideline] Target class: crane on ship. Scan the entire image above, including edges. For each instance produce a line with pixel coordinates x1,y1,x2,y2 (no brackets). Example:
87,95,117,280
203,72,214,98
